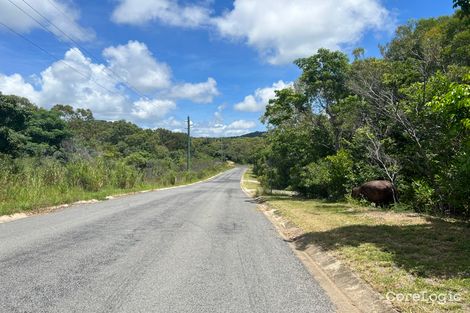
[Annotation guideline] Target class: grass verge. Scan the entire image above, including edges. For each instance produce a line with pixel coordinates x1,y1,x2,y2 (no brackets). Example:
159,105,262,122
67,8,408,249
242,173,470,313
0,163,233,216
241,167,261,195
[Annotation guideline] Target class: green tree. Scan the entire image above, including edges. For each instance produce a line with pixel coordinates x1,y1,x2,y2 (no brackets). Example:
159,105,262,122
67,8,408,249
454,0,470,16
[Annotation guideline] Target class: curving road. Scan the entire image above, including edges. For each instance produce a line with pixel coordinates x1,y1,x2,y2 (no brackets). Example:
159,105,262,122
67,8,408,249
0,167,333,313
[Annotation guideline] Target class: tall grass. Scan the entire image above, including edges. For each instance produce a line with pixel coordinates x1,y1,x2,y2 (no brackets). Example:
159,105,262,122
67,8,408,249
0,157,229,216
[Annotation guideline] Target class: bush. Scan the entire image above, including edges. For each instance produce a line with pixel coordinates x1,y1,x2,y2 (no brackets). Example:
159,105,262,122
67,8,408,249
410,180,437,213
66,160,107,192
299,149,353,199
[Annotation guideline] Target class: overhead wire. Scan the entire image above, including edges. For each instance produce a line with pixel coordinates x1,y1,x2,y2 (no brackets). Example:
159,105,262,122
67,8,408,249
21,0,147,99
0,20,121,97
5,0,148,99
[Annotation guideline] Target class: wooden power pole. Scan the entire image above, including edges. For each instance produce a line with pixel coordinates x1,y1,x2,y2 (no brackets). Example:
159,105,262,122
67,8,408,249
187,116,191,171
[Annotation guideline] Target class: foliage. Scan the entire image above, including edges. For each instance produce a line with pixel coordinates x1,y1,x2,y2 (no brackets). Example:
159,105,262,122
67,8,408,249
429,75,470,131
0,95,261,215
299,149,353,199
0,94,69,156
255,12,470,217
454,0,470,16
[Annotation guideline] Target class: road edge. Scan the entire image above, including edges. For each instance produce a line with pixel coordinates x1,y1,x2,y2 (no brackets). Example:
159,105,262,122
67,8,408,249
240,168,397,313
0,167,236,224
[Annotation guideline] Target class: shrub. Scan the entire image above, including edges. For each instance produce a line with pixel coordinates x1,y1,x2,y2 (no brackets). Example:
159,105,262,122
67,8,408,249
299,149,353,199
410,179,436,213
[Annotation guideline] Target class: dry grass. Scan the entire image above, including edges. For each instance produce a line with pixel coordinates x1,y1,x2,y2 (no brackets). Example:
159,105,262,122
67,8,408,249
267,197,470,312
241,167,261,193
0,162,231,216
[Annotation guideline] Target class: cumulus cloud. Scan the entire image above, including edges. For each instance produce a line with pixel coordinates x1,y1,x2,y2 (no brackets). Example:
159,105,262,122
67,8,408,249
112,0,211,27
131,99,176,119
189,104,257,137
155,116,185,128
191,120,257,137
110,1,392,64
0,41,219,121
169,78,219,103
214,104,225,124
0,48,127,119
0,0,94,41
0,73,40,104
102,41,219,103
214,0,392,64
234,80,292,112
227,120,256,129
103,41,172,93
38,48,128,118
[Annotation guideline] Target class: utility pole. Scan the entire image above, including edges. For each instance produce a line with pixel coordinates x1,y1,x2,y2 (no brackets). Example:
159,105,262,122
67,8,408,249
221,137,225,162
187,116,191,171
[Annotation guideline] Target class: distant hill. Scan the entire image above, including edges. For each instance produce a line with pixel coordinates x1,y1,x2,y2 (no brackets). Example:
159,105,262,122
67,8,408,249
238,131,266,138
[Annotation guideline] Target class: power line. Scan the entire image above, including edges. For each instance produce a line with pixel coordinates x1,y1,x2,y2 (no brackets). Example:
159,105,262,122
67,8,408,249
28,0,146,98
21,0,90,50
0,21,121,97
18,0,147,99
45,0,71,23
7,0,148,99
23,0,149,99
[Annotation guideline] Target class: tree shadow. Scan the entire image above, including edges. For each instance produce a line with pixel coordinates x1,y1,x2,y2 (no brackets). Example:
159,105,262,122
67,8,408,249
295,217,470,279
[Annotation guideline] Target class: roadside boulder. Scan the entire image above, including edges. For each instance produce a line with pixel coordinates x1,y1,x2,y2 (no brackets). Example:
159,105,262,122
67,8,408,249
351,180,397,206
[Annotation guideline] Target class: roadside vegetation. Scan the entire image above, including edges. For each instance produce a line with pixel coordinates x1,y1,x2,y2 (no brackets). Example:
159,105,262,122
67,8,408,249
0,95,263,216
242,167,261,192
253,9,470,218
270,197,470,313
241,170,469,313
245,7,470,308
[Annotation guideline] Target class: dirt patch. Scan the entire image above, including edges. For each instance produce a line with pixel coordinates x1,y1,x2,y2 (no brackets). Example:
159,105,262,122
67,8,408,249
0,213,28,224
361,211,431,226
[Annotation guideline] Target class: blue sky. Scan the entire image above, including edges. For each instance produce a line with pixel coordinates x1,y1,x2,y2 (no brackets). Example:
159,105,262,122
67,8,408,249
0,0,454,136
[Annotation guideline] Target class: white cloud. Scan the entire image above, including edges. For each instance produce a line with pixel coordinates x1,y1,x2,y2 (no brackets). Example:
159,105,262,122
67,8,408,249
170,78,219,103
214,104,225,124
0,73,40,104
112,0,211,27
0,49,127,119
191,121,256,137
103,41,172,93
156,116,185,128
227,120,256,129
234,80,292,112
38,48,128,119
131,99,176,119
0,0,94,41
214,0,392,64
0,42,218,121
190,106,257,137
102,41,219,103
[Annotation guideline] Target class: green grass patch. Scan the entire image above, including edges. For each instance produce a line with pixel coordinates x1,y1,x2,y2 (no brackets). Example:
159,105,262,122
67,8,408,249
267,196,470,313
0,158,231,216
241,167,261,194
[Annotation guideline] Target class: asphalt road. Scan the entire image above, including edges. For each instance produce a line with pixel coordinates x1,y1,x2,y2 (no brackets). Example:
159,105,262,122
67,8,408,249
0,167,333,313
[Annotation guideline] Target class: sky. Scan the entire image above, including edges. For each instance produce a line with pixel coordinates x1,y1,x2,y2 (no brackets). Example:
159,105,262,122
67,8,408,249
0,0,454,137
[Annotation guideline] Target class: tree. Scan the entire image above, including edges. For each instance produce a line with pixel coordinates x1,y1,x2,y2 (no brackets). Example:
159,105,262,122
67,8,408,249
261,88,309,127
52,104,94,122
256,11,470,216
0,94,69,156
294,49,351,149
454,0,470,16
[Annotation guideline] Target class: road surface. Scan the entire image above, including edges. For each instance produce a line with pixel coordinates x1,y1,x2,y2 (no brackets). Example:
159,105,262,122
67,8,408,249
0,167,333,313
